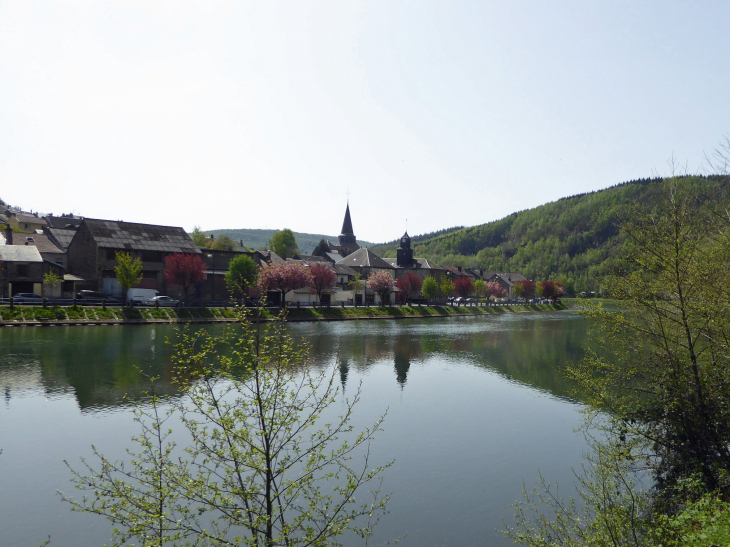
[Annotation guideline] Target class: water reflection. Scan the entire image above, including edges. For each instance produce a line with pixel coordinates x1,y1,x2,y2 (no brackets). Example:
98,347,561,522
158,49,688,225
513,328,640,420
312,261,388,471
0,311,590,410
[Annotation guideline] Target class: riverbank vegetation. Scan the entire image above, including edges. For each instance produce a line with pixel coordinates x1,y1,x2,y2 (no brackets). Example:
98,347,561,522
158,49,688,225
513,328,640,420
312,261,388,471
503,179,730,545
0,302,565,325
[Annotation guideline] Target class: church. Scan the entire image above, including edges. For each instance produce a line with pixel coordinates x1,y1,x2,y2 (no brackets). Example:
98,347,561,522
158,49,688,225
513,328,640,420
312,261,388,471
326,204,447,284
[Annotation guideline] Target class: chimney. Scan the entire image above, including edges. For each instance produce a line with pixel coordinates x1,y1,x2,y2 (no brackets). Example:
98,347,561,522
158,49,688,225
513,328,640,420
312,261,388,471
5,225,12,245
457,266,462,272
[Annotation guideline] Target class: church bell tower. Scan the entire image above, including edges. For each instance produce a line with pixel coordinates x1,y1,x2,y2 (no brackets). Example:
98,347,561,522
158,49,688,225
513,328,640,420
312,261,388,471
396,231,413,267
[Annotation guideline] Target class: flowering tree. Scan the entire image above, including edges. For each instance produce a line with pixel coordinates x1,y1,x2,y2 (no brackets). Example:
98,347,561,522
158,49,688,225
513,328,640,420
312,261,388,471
164,253,206,303
453,276,475,298
514,280,536,300
396,271,422,302
486,281,506,301
537,280,564,302
258,262,313,306
366,270,396,305
307,263,336,302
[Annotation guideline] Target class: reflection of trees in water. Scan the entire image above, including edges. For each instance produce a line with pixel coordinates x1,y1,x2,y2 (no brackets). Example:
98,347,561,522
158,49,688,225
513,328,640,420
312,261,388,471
0,325,178,409
0,315,594,408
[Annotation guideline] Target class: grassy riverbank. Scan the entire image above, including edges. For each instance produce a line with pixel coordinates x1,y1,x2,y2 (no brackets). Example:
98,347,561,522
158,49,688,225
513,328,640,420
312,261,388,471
0,302,566,326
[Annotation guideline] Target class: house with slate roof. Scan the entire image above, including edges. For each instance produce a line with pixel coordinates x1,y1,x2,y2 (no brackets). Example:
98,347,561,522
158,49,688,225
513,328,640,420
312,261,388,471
67,218,200,296
0,245,44,298
7,212,48,232
484,272,529,299
45,227,77,254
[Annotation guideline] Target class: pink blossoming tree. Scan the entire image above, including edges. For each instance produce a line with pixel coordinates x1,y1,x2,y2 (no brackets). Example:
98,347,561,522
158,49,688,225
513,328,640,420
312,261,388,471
258,262,313,306
307,263,337,303
366,270,396,305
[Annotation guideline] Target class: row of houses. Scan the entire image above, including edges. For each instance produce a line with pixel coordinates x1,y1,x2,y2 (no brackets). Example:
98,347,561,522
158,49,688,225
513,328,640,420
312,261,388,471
0,205,528,303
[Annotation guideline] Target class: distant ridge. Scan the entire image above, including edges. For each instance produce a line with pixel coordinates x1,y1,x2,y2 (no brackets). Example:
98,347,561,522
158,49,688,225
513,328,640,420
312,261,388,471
371,175,729,295
198,228,372,254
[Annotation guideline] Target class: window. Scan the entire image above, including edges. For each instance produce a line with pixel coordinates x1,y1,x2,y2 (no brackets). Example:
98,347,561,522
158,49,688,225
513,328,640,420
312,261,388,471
141,251,162,262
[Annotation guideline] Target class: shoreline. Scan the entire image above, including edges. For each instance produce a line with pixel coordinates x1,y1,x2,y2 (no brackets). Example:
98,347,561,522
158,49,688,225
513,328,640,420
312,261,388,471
0,303,566,327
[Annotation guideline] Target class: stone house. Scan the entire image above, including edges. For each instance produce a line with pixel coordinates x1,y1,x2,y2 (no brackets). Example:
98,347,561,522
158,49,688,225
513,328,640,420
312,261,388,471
67,219,200,297
0,245,44,297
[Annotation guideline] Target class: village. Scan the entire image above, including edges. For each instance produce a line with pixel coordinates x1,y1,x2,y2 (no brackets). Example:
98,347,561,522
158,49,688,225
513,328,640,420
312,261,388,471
0,202,541,307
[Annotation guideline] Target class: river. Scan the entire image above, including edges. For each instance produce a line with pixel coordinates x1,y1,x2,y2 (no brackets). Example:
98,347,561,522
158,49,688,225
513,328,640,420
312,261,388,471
1,310,592,546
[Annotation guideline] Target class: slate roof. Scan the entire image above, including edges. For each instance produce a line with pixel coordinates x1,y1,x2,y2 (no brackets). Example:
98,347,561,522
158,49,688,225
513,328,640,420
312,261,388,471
336,248,394,269
13,214,48,227
0,245,43,262
332,263,358,276
442,265,469,277
486,272,528,286
383,257,446,270
47,228,77,251
44,215,83,229
82,219,200,253
18,233,63,254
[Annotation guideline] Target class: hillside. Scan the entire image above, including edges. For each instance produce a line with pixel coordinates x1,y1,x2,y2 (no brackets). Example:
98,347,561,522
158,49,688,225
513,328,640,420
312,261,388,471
371,175,728,295
200,228,373,254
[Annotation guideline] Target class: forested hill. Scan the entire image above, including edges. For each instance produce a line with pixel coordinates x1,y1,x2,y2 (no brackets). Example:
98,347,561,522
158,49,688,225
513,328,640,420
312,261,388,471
201,228,372,255
371,175,728,295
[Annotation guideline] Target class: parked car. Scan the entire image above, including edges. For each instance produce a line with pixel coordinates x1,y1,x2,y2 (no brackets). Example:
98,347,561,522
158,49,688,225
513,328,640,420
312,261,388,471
77,290,106,300
13,293,43,302
465,298,477,304
453,297,465,305
147,295,179,307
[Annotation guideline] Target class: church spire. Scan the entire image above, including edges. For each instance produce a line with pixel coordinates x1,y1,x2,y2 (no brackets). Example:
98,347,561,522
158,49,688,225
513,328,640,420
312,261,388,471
337,201,359,256
340,202,354,237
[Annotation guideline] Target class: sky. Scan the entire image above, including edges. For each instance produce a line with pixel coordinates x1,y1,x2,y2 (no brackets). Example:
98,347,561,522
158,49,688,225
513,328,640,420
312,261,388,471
1,1,729,243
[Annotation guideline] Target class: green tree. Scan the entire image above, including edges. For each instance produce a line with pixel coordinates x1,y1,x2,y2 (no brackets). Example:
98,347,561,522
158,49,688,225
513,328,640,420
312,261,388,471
268,229,299,258
440,277,455,299
312,238,330,257
225,254,259,302
63,311,393,546
42,271,62,297
115,252,143,306
512,282,524,299
505,179,730,546
421,276,440,304
211,234,236,251
190,226,208,247
351,273,364,303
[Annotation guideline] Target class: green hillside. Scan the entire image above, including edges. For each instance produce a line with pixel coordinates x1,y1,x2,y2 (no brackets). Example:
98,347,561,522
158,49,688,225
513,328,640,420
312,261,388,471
200,228,372,255
372,175,728,295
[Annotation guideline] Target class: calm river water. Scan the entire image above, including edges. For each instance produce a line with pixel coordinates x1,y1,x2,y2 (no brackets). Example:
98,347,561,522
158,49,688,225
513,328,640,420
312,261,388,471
1,311,592,546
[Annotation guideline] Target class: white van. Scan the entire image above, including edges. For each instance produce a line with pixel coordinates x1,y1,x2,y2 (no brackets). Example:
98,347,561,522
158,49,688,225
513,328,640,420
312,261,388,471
126,288,159,305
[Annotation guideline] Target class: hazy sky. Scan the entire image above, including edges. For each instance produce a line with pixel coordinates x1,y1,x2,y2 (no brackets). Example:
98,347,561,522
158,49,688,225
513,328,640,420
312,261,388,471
2,1,728,243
